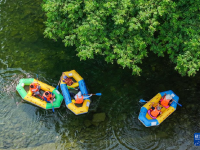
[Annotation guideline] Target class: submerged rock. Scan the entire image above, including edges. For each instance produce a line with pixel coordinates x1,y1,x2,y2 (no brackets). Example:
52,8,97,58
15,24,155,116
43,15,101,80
84,120,92,127
117,113,127,121
91,122,99,126
92,113,106,123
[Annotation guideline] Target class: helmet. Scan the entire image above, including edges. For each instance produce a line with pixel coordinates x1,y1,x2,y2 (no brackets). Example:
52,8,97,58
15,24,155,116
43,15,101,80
30,85,34,88
166,94,172,100
77,91,82,97
45,92,49,96
157,106,161,110
63,76,68,79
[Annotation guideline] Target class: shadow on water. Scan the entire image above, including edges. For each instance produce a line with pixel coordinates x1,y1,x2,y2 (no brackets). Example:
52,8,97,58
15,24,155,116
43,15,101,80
1,0,200,149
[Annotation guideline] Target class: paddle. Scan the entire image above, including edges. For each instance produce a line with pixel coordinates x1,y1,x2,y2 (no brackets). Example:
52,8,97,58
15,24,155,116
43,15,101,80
51,101,55,112
56,79,61,90
139,99,158,104
140,99,149,103
172,99,182,107
84,93,102,96
140,98,182,107
37,94,43,99
67,86,78,90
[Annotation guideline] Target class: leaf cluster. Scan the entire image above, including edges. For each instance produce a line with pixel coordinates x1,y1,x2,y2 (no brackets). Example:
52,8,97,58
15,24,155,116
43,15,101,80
42,0,200,76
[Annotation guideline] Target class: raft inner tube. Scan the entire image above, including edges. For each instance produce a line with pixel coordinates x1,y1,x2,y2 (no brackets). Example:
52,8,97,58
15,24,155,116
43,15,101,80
16,78,63,109
60,70,90,115
138,90,179,127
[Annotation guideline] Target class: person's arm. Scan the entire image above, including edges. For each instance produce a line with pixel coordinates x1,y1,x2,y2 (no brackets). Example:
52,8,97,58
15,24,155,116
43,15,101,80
83,94,92,99
74,91,81,99
51,94,55,101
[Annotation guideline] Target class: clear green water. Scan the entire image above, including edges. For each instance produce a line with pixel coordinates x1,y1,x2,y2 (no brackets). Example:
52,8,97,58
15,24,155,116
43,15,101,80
0,0,200,149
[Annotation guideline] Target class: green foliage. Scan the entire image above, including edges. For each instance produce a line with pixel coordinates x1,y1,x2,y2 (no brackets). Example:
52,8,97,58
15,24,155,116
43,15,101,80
42,0,200,76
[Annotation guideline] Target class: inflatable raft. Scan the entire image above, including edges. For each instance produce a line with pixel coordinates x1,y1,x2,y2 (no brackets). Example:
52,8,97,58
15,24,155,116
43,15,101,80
16,78,63,109
138,90,179,127
60,70,90,115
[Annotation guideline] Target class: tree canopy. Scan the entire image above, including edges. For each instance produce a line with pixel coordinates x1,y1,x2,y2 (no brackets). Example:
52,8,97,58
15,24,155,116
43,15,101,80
42,0,200,76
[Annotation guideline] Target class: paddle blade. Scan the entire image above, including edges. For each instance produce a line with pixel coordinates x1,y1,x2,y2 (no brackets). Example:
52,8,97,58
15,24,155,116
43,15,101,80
139,99,146,103
56,85,59,90
95,93,102,96
51,102,55,112
177,103,182,107
172,99,182,107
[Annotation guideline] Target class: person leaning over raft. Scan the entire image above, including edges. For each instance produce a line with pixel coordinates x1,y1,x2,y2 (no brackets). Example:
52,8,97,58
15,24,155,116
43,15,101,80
42,91,55,103
160,94,173,107
29,82,41,96
70,91,92,104
150,103,162,118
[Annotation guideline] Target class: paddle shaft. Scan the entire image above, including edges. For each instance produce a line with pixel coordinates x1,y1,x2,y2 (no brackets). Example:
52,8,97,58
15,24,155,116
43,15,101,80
83,93,101,96
172,99,182,107
51,101,55,112
56,77,61,90
140,100,159,104
36,74,40,84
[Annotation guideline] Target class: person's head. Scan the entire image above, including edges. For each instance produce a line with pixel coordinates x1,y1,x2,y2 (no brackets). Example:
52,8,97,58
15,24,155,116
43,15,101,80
77,91,82,97
157,106,161,110
45,92,49,96
30,85,34,88
63,76,68,80
166,94,172,100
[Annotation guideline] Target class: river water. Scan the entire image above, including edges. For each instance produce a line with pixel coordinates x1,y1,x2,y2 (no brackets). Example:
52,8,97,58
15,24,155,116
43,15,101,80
0,0,200,150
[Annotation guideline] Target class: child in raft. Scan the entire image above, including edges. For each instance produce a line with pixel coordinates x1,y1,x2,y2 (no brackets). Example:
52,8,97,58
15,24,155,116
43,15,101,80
150,103,162,118
29,82,41,96
70,91,92,104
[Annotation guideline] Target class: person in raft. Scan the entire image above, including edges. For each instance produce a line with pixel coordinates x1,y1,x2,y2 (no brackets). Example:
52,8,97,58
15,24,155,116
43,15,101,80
71,91,92,104
160,94,173,107
29,82,41,96
150,103,162,118
62,74,74,86
42,91,55,103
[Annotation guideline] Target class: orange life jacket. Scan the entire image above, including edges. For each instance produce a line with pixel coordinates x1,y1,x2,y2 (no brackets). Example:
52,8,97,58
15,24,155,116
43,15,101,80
75,95,84,104
42,91,52,101
64,78,73,86
150,108,161,117
161,97,171,107
30,83,39,93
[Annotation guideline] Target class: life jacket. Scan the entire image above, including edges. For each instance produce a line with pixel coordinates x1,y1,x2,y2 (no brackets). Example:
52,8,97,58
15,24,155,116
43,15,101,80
30,83,39,93
64,78,73,86
150,108,161,118
42,91,52,101
161,97,171,107
75,95,84,104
